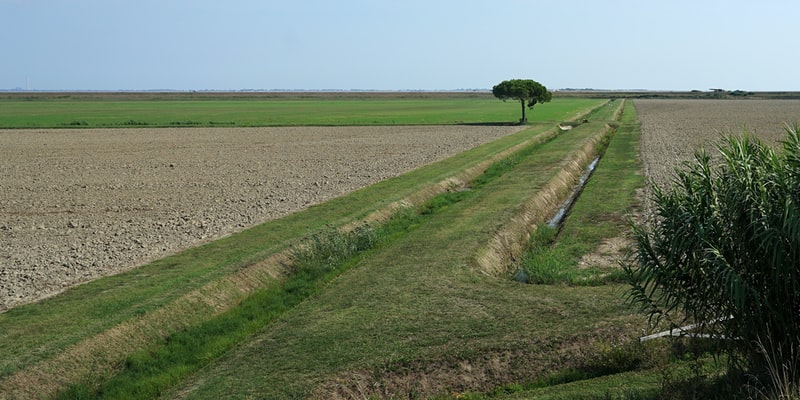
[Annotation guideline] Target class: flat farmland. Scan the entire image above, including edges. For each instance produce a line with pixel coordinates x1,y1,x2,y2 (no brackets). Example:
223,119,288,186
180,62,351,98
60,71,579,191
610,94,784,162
635,99,800,191
0,125,524,310
1,96,796,398
1,99,625,399
0,93,599,128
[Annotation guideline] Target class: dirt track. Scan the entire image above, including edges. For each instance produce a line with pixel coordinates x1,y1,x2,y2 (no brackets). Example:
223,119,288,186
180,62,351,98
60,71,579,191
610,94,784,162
0,125,523,311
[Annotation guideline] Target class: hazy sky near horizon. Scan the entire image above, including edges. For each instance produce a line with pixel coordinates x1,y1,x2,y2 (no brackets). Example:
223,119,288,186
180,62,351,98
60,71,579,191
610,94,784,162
2,0,798,91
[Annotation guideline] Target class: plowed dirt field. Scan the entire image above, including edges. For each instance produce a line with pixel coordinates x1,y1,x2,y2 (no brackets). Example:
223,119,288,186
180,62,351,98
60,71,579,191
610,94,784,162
635,99,800,189
0,125,523,310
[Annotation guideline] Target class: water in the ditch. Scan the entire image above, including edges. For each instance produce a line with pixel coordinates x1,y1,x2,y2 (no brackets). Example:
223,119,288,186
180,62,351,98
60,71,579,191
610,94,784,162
547,156,600,228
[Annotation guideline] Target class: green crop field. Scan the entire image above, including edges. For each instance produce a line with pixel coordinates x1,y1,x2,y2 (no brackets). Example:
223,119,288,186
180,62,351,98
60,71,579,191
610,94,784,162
0,92,598,128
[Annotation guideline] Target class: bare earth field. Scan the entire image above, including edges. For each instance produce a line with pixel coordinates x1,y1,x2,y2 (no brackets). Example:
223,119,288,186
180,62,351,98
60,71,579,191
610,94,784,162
0,125,523,311
635,99,800,191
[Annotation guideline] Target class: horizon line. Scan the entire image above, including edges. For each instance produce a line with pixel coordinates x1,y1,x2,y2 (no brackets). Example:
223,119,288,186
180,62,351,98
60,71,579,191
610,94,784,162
3,88,790,93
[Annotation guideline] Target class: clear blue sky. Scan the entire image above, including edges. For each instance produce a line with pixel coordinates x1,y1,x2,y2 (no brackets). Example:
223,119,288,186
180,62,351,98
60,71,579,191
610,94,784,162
2,0,798,91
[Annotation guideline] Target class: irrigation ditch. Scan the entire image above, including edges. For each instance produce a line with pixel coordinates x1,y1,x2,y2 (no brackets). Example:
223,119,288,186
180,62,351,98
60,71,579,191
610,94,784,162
0,101,623,399
548,100,624,232
475,103,622,278
548,156,600,228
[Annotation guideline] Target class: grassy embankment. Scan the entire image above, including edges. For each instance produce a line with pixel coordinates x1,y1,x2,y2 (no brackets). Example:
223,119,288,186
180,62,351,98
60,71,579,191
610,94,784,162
133,100,639,399
0,92,596,128
0,98,604,398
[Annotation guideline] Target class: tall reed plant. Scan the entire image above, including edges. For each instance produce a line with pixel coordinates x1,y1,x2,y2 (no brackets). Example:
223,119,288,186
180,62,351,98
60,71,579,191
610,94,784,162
626,126,800,392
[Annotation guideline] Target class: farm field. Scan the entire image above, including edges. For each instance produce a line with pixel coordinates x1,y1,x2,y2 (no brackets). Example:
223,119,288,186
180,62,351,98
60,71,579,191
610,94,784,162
3,95,797,399
161,100,634,400
0,97,616,399
0,95,601,311
634,99,800,190
0,92,599,128
0,125,527,311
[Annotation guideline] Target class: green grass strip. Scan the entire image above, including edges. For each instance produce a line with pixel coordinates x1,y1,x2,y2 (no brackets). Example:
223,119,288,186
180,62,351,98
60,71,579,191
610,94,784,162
487,369,661,399
58,225,384,399
519,100,643,285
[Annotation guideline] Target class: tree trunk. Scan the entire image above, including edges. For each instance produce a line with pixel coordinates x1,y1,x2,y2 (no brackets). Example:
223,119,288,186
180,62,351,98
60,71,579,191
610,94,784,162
519,99,527,123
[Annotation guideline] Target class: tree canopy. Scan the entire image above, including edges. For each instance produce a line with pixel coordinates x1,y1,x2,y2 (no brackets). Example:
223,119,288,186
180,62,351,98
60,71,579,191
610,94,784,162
492,79,552,123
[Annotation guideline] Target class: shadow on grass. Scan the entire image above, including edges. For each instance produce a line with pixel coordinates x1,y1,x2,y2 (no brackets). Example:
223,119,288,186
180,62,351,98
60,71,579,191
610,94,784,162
461,121,523,127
